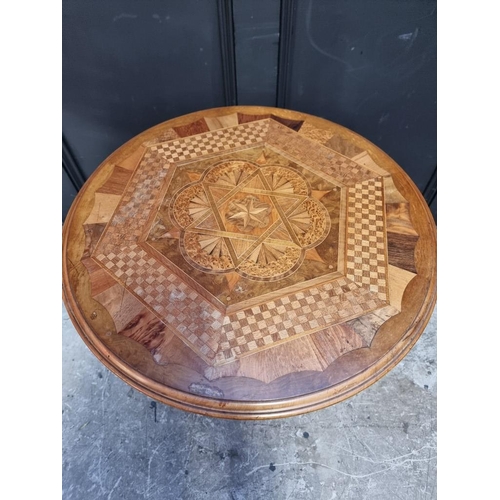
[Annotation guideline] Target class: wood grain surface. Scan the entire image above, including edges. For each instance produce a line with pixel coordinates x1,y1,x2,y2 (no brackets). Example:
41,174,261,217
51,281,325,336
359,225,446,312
62,106,436,419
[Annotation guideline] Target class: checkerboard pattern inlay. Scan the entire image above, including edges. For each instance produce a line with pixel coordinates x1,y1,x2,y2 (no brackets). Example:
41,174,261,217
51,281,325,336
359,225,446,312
96,241,386,364
346,178,388,300
266,120,378,187
150,119,269,163
91,119,391,366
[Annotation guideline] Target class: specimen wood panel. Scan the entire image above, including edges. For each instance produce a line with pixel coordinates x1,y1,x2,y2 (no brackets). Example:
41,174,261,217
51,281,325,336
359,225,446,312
62,106,436,419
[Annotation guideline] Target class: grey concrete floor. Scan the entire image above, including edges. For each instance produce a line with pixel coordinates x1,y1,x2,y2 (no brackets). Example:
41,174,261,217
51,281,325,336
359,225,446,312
63,303,437,500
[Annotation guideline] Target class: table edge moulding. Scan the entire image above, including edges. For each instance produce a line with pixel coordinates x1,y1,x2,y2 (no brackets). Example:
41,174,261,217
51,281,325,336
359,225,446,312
62,106,437,419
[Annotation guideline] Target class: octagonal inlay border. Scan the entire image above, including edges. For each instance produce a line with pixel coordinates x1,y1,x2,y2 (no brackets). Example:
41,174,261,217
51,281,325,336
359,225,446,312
92,119,393,366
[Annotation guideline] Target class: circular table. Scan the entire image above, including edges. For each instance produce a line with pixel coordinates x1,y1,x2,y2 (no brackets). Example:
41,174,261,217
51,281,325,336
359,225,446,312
62,106,436,419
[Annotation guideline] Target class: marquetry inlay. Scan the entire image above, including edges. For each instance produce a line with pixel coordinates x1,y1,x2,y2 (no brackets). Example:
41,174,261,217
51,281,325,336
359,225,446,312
63,106,436,418
168,156,332,285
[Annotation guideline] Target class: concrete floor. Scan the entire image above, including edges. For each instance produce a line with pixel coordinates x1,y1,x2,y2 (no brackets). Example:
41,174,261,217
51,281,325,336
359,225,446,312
62,303,437,500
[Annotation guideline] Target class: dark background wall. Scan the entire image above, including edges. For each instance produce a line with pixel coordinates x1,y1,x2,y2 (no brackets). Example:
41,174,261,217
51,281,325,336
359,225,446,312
63,0,436,220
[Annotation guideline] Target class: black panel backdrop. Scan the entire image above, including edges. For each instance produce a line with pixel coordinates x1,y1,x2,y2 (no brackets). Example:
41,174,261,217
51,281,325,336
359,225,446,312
63,0,436,220
62,0,227,181
283,0,437,196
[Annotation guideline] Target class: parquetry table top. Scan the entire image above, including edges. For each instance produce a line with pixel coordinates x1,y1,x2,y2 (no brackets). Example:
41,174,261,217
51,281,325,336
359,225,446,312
62,106,436,419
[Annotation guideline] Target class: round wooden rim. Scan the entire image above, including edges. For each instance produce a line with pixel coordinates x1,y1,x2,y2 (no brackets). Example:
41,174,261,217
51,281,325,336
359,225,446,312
62,106,436,419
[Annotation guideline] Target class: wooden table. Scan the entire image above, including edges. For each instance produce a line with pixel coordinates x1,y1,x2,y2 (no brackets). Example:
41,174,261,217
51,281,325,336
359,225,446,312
62,106,436,419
